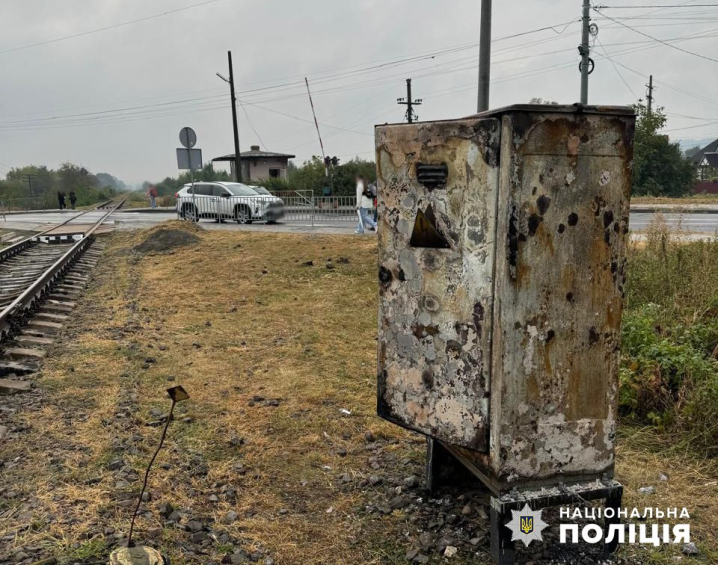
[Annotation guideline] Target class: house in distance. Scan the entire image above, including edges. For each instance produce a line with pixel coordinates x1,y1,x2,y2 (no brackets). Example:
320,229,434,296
212,145,295,182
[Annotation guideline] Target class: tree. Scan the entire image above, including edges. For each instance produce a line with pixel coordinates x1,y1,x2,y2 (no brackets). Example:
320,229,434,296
0,163,123,208
632,103,695,197
148,164,231,197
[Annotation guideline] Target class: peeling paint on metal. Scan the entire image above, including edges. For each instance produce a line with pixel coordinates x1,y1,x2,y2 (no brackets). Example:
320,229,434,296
376,118,501,452
376,106,634,487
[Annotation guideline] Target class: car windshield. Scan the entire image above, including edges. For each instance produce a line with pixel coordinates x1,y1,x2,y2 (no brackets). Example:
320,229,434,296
223,183,259,197
250,186,271,195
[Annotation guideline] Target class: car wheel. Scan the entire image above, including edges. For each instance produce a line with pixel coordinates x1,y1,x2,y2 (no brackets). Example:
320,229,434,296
182,204,198,222
234,204,251,224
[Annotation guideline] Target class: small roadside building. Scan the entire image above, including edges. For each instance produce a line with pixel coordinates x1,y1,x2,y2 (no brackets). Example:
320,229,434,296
690,138,718,193
691,138,718,180
212,145,295,182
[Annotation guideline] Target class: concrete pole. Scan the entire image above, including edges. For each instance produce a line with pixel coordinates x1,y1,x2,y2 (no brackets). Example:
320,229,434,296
580,0,591,105
477,0,492,113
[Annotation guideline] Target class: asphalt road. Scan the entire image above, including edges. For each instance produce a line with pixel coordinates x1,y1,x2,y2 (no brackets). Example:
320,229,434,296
2,209,717,235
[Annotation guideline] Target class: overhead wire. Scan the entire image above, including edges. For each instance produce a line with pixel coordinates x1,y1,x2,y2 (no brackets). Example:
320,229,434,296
0,0,233,57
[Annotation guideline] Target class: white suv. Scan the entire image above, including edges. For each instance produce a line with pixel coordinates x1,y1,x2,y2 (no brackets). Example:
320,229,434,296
175,182,284,223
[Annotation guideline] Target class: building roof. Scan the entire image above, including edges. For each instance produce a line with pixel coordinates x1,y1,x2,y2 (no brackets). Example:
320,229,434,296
691,138,718,165
702,152,718,167
212,145,295,162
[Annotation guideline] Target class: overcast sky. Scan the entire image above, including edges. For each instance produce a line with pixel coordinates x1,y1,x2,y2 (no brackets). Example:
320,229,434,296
1,0,716,184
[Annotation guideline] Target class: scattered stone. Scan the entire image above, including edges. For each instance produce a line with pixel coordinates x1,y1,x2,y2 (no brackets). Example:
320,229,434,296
141,492,151,502
0,379,31,395
638,486,655,495
186,520,203,533
145,357,156,364
230,550,250,564
0,425,7,440
337,257,350,264
167,511,181,523
682,542,699,555
404,476,418,489
229,436,245,447
264,558,275,565
115,480,129,489
191,531,208,543
340,473,352,483
389,495,409,510
158,502,174,518
222,510,238,524
659,472,669,482
301,261,314,267
325,262,335,270
208,494,219,503
469,533,487,546
337,448,347,457
461,503,473,516
364,431,374,442
444,546,458,558
368,475,382,486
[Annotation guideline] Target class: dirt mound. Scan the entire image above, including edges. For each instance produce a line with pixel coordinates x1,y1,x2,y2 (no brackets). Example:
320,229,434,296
132,221,202,253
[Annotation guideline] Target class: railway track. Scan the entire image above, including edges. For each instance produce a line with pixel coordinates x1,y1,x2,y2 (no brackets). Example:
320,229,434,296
0,198,125,385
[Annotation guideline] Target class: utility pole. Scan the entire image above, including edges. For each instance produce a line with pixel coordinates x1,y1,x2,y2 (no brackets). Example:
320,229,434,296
579,0,591,105
397,79,422,123
24,174,37,197
227,51,243,182
646,75,654,115
477,0,492,112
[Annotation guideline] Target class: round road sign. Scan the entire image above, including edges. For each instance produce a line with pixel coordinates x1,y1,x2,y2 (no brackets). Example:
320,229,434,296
179,127,197,149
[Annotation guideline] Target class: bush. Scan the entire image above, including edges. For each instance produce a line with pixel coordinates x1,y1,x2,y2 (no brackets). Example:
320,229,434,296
621,218,718,454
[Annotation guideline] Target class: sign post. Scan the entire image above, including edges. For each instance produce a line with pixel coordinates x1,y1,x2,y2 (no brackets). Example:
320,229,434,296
177,127,202,221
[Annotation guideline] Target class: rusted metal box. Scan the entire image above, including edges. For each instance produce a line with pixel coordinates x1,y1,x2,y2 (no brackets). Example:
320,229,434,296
375,104,635,492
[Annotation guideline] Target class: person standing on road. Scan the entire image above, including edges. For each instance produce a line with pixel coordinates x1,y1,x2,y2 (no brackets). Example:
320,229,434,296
69,191,77,210
147,185,158,209
57,192,66,210
355,175,377,235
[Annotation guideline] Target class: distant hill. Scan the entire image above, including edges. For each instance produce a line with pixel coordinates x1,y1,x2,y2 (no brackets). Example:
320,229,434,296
676,138,715,152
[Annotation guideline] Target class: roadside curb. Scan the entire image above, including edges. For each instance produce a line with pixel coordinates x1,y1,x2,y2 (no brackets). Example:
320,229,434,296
631,206,718,214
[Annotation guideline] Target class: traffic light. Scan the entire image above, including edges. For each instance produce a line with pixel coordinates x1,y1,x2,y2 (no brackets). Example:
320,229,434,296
331,156,340,167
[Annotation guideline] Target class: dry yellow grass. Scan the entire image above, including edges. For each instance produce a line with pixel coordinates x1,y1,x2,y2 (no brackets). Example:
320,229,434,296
631,195,718,205
0,221,715,564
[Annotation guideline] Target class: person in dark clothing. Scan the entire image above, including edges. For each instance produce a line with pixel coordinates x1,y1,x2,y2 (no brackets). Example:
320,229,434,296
69,191,77,210
57,192,66,210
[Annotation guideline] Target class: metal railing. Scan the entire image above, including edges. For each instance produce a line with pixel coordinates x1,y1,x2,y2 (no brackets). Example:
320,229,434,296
1,197,51,212
176,191,372,227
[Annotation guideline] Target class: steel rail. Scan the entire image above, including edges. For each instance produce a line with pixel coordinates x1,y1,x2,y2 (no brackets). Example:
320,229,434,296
0,195,126,264
0,196,126,339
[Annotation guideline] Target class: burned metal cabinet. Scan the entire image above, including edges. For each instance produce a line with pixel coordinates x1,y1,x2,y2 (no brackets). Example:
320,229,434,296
376,105,635,564
375,117,501,452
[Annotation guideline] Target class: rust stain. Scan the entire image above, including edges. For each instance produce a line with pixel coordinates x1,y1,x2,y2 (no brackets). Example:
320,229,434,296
377,107,634,485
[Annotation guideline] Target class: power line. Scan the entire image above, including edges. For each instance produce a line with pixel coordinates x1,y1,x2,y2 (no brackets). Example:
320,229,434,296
236,99,267,150
594,4,718,8
593,7,718,63
0,0,232,56
595,37,639,98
